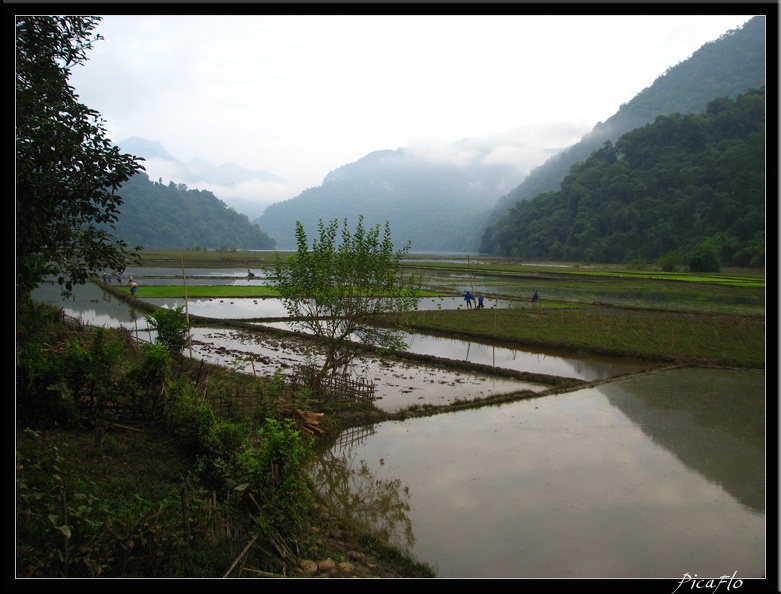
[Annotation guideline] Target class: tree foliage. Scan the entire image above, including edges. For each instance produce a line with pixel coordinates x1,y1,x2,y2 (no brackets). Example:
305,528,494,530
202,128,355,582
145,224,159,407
16,16,145,304
481,88,765,268
270,217,421,381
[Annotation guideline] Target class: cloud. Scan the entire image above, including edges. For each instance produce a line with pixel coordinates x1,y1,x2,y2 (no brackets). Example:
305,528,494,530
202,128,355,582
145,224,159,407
201,179,302,220
138,157,303,220
481,143,559,172
405,134,564,179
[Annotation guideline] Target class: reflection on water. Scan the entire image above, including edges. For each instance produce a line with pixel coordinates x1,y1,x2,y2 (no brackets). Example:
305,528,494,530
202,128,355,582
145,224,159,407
260,321,651,381
404,333,650,380
308,440,416,553
189,327,551,413
30,281,557,411
315,368,765,578
32,280,153,332
32,280,654,383
599,368,765,514
31,274,766,578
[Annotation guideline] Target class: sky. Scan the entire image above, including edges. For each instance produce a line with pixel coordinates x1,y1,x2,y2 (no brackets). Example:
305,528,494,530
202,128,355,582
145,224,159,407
66,14,758,218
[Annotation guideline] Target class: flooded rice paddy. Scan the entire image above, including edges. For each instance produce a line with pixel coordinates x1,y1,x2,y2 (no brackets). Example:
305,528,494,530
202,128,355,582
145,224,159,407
31,279,653,412
30,268,767,578
313,367,765,578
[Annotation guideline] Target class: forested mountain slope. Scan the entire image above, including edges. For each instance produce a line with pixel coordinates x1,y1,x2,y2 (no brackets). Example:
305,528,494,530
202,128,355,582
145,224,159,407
480,15,766,254
482,88,765,268
112,173,275,250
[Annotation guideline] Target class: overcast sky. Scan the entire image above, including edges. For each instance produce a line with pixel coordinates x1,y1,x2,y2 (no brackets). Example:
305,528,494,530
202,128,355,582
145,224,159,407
67,14,757,216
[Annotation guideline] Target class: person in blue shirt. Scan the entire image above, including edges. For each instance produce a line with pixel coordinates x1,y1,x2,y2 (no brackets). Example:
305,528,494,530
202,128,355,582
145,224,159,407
477,295,484,309
464,292,474,309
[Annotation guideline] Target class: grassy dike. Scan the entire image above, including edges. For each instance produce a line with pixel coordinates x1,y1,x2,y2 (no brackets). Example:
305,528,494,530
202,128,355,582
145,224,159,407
390,307,765,369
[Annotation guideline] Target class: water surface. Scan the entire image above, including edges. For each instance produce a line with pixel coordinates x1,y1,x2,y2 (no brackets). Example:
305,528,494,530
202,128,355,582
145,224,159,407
312,368,766,578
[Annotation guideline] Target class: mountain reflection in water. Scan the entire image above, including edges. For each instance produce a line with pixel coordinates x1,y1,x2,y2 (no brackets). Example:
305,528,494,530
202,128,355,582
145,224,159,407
314,368,765,578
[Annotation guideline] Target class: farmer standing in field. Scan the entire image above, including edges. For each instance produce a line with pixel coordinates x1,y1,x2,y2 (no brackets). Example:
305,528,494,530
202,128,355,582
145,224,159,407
129,281,138,297
532,290,539,307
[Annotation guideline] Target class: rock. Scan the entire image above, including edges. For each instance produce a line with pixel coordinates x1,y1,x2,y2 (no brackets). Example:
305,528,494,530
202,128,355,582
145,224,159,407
317,558,336,572
298,559,318,574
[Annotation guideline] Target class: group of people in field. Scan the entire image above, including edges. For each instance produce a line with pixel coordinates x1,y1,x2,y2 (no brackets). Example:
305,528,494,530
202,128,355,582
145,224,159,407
463,290,539,309
102,270,138,296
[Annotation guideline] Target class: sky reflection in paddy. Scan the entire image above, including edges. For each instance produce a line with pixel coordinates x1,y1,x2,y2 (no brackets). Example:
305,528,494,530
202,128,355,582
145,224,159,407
316,368,765,577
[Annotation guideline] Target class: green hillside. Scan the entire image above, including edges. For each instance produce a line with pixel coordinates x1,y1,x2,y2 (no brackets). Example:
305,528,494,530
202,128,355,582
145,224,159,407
480,16,766,253
112,173,275,250
481,88,765,268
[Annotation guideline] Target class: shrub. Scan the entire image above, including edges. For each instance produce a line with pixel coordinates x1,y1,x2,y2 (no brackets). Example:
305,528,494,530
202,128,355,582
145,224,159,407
234,418,314,533
145,306,190,355
626,256,648,270
657,250,682,272
687,243,722,272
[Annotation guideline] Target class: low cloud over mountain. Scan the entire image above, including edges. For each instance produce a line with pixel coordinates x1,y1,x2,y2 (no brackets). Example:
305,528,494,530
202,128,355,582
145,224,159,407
116,137,296,219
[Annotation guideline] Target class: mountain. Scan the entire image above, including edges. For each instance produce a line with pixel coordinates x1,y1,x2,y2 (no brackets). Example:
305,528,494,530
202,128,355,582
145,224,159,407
116,137,293,220
112,172,275,250
480,88,766,267
254,16,766,255
480,15,766,254
254,142,553,252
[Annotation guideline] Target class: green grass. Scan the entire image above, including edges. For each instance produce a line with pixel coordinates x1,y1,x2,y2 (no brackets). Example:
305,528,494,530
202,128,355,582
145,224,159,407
130,285,280,298
407,259,765,287
138,248,291,268
549,269,766,287
393,307,766,369
118,285,443,299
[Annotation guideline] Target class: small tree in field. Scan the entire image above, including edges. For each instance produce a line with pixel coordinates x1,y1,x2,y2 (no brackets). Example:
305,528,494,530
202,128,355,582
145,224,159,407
270,217,421,381
145,306,190,355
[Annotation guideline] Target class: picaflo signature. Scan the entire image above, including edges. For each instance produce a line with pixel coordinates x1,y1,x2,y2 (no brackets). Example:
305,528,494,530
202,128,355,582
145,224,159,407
672,572,744,594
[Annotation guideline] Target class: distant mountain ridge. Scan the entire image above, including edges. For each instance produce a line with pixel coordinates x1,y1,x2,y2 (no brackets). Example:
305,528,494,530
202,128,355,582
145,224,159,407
116,136,292,220
481,87,766,266
112,172,275,250
114,16,766,256
118,136,286,187
255,144,548,251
